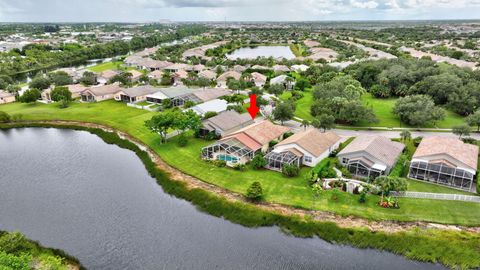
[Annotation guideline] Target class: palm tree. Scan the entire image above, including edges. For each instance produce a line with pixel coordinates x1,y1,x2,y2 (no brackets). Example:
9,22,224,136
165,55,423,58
373,176,408,203
400,130,411,142
301,119,310,130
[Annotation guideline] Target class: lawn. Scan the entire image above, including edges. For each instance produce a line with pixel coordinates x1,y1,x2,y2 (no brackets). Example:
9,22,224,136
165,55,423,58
280,90,314,120
360,93,465,128
88,61,125,72
1,101,479,225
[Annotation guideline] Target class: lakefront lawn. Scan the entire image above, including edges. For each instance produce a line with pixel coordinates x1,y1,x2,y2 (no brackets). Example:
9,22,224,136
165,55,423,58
1,100,479,225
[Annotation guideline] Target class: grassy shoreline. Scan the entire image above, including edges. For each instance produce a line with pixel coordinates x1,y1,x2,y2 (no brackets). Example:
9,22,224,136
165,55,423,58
1,122,480,269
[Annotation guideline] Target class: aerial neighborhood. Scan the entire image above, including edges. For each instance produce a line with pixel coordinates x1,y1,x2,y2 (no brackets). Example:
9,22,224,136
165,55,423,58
1,20,480,270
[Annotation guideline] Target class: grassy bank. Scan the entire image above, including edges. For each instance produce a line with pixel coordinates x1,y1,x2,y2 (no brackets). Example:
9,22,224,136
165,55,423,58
0,101,478,226
2,122,480,269
0,230,83,270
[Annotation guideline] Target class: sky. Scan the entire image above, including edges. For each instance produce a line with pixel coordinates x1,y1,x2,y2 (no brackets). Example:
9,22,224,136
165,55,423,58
0,0,479,22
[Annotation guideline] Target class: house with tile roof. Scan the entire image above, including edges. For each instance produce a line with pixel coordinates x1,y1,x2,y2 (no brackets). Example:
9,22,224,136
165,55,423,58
217,71,242,88
265,129,342,170
201,120,290,166
408,137,478,191
0,90,15,104
80,82,124,102
199,110,254,137
337,135,405,179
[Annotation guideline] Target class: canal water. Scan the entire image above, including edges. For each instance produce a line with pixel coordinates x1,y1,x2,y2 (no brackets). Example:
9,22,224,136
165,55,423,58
0,128,444,270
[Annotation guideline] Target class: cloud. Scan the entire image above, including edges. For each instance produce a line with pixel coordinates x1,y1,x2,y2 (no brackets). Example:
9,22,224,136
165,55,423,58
351,0,379,9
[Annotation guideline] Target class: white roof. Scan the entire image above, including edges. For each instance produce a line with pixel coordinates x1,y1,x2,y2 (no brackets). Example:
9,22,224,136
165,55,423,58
372,164,387,171
187,99,228,116
270,75,288,85
146,91,169,100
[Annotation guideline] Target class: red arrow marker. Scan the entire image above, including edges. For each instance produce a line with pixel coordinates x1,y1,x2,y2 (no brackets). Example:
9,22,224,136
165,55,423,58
247,94,260,119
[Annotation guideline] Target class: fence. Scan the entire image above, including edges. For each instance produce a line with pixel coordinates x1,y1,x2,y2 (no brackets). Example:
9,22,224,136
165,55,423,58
391,191,480,203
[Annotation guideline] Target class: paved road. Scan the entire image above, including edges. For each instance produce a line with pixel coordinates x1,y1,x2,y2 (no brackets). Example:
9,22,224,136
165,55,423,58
282,119,480,139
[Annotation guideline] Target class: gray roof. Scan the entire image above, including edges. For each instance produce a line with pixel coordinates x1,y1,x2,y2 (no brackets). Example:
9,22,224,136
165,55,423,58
338,135,405,168
202,110,253,134
157,86,196,98
121,85,160,98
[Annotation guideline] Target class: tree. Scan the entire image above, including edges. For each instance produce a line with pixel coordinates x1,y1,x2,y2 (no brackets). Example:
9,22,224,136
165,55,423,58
246,181,263,201
400,130,411,142
19,89,41,103
0,111,11,123
268,83,285,96
295,78,310,91
370,84,390,98
48,71,73,86
79,71,97,86
272,101,294,125
452,124,471,139
29,76,51,90
301,119,310,130
251,154,267,169
466,110,480,132
312,114,335,132
145,111,176,143
50,86,72,102
282,164,300,177
393,95,445,126
373,176,408,203
203,111,218,119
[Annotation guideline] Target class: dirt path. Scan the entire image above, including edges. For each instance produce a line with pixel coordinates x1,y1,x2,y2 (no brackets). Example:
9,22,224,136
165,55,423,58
17,120,480,234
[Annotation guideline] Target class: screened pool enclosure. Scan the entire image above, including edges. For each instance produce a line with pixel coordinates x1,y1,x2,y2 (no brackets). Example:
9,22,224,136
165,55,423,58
264,150,301,171
408,160,475,191
201,138,254,164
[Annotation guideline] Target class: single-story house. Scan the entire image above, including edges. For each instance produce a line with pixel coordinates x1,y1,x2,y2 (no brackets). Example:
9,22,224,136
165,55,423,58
98,70,120,84
172,70,189,85
233,65,247,73
408,137,479,191
41,84,88,102
148,70,164,80
80,82,123,102
251,65,270,70
199,110,254,137
249,72,267,87
141,59,173,71
0,90,15,104
189,88,230,103
337,135,405,179
272,65,290,73
291,64,309,72
188,64,205,73
265,129,341,170
270,75,295,90
163,63,191,73
128,70,144,82
198,70,217,80
217,71,242,88
146,86,196,106
124,55,144,67
114,85,159,103
201,120,290,165
186,99,229,117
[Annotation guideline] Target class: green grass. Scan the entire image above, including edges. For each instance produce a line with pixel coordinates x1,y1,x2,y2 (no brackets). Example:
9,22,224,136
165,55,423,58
407,179,475,195
87,61,125,72
280,90,314,120
360,93,465,128
1,101,479,226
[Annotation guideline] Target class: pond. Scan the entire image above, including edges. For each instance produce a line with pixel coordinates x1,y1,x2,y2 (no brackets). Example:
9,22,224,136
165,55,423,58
226,45,296,60
0,128,445,270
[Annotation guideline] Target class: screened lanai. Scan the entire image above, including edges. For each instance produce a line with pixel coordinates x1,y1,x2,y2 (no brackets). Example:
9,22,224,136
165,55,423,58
264,149,302,171
346,159,383,180
408,160,475,191
201,138,255,165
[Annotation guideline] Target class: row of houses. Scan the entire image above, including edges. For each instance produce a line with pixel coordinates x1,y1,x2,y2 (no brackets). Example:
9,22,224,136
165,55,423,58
201,120,479,191
337,135,478,191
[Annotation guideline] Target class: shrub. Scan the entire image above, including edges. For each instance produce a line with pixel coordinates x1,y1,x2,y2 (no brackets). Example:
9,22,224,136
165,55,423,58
203,111,218,119
305,170,318,186
177,133,188,147
233,164,247,171
211,159,226,167
358,190,367,203
251,154,267,169
269,140,278,148
282,164,299,177
283,131,294,139
10,114,23,122
0,111,11,123
246,181,263,201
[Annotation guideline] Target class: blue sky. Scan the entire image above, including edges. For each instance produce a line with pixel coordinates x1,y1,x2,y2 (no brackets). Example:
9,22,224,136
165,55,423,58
0,0,479,22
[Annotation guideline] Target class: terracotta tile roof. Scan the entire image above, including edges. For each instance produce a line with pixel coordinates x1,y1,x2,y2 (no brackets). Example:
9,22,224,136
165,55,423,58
277,129,341,157
192,88,230,102
217,71,241,82
0,90,14,98
250,72,267,83
338,135,404,168
222,120,290,151
413,137,479,170
84,82,123,96
100,70,119,79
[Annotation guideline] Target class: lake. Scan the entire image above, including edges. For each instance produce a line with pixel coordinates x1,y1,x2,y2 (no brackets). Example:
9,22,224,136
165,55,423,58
0,128,444,270
226,45,296,60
